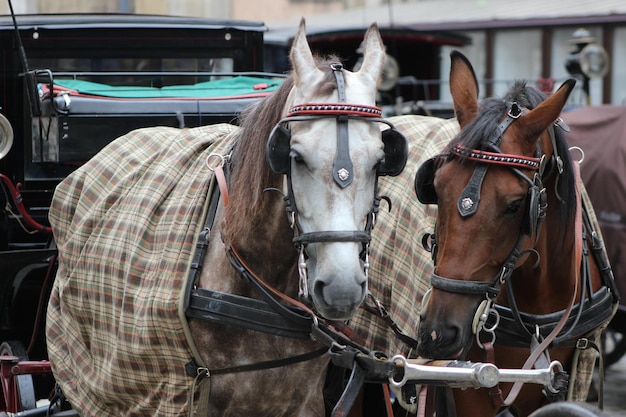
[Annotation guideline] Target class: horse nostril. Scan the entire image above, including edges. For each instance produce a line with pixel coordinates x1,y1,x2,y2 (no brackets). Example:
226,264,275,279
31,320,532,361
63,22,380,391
418,319,464,358
442,322,462,345
313,279,326,301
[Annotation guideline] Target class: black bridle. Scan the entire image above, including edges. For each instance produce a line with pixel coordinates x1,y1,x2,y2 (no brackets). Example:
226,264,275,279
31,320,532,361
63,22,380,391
273,63,402,298
428,103,544,299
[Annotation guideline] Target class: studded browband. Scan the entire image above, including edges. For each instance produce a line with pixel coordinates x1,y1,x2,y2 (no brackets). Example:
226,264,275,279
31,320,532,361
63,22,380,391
287,103,382,118
450,145,540,171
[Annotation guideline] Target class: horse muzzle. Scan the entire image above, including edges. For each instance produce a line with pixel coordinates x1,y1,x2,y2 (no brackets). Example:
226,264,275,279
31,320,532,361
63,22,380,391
417,295,478,360
305,251,368,320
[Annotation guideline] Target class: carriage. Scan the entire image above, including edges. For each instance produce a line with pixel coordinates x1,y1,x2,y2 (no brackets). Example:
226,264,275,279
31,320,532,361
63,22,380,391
0,12,281,415
563,105,626,369
0,12,621,417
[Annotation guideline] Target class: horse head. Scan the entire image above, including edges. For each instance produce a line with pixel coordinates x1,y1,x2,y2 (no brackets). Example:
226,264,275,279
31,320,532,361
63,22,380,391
265,20,408,320
415,51,576,359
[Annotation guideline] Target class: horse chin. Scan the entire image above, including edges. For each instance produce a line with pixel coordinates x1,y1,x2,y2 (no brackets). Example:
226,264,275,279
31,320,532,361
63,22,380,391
416,339,472,361
310,293,365,321
306,263,368,320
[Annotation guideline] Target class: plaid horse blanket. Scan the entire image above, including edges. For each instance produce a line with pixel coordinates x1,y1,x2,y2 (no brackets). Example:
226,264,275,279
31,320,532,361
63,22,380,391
46,114,604,416
47,124,237,416
46,115,455,416
348,115,457,356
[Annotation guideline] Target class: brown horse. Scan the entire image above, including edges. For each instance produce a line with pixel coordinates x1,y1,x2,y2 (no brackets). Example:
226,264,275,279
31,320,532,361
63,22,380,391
413,51,618,416
46,20,409,417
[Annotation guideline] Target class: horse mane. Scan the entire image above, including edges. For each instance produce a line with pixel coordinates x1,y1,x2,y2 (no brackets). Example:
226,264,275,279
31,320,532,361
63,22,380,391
449,80,577,246
222,54,340,241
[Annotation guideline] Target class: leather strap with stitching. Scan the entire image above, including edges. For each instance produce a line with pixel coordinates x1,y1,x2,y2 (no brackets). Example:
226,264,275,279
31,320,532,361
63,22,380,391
499,160,584,406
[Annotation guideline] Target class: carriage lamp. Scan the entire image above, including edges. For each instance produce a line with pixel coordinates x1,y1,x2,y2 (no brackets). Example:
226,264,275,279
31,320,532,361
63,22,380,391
354,41,400,93
564,28,610,105
0,113,14,160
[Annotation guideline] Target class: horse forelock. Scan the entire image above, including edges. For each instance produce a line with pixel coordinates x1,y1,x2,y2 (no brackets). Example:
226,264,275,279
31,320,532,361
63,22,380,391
449,97,506,151
449,81,577,245
293,53,343,99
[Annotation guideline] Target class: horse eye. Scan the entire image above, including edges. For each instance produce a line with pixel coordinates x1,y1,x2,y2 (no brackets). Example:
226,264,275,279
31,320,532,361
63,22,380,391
505,199,523,214
374,156,385,171
291,152,304,165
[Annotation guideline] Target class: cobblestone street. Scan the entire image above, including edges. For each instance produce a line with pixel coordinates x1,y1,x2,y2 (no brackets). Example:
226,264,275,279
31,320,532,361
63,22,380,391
599,352,626,416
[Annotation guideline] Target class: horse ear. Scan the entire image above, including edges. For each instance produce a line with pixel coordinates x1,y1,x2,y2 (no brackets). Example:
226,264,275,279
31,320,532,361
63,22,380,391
355,23,385,85
449,50,479,129
516,79,576,145
289,18,322,85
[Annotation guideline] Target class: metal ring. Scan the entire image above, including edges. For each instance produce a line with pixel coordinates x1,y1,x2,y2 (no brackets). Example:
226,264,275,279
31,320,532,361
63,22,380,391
482,309,500,333
568,146,585,164
206,153,226,171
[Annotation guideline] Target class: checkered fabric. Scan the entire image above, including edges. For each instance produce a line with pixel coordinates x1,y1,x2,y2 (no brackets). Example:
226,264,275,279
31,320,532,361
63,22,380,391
47,124,238,417
46,114,606,415
348,115,459,356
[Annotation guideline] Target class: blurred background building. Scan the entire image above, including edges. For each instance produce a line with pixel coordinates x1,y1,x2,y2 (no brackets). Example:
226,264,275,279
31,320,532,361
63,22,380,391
2,0,625,105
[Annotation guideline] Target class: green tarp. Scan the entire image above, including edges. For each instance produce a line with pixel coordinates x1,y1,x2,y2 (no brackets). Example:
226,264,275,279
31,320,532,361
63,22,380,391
52,76,284,99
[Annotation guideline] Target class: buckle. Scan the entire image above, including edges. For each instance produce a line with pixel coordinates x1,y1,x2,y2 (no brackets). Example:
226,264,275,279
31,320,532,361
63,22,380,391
576,338,590,349
508,102,522,119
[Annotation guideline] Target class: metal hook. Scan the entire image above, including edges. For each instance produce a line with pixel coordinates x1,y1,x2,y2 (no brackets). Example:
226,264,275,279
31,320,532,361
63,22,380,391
298,247,308,299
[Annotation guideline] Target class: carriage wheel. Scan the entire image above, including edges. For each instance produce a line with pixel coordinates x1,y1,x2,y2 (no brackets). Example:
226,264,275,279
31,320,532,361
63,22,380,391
0,340,37,411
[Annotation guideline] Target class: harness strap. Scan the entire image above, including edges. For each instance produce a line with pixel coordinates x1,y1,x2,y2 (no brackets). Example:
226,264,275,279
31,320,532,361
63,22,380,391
293,230,371,244
431,271,501,297
488,102,523,147
203,347,328,376
499,161,584,407
288,103,382,117
489,287,615,348
457,164,487,217
331,364,368,417
187,288,313,339
214,162,229,206
362,295,419,350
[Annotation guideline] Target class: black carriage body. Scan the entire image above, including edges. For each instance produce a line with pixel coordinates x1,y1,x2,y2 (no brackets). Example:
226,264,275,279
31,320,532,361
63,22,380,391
0,13,268,366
